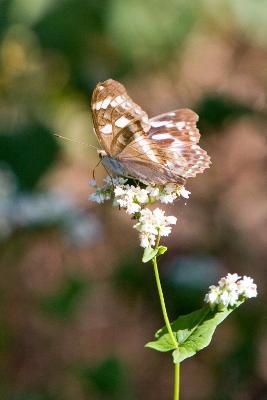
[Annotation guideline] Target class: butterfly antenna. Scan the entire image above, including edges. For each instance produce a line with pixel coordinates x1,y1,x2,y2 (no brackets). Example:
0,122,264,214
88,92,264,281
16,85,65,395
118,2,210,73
54,133,117,191
54,133,99,150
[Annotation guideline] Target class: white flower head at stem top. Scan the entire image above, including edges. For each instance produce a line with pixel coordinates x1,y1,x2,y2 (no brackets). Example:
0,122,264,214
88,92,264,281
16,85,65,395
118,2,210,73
204,273,258,309
133,208,177,248
89,176,188,247
89,177,190,211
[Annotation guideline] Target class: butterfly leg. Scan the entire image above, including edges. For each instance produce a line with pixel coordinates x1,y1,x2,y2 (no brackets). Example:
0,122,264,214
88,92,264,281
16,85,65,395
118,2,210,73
92,159,102,181
100,162,115,192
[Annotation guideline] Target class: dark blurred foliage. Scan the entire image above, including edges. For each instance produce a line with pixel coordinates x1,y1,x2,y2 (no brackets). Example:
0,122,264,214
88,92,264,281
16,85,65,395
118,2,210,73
1,0,267,399
0,125,59,190
196,95,255,130
78,356,133,399
38,275,90,320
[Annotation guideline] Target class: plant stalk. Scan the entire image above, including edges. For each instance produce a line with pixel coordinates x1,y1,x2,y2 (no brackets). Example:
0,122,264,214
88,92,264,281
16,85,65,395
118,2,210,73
152,256,177,348
173,362,180,400
152,253,180,400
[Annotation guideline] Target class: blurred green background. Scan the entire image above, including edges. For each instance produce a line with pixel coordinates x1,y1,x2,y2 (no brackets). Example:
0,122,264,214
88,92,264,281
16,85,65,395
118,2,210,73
0,0,267,399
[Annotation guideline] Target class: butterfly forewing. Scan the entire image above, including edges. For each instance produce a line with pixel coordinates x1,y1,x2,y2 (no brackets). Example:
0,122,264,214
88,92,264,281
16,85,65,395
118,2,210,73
91,79,150,157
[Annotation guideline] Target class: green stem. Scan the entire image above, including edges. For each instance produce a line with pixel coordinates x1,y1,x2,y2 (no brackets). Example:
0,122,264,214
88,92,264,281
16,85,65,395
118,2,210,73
152,256,177,349
152,249,180,400
173,363,180,400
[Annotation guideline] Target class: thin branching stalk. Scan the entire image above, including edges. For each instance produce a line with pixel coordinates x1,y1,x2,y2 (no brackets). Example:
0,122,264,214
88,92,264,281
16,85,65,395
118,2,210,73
152,236,180,400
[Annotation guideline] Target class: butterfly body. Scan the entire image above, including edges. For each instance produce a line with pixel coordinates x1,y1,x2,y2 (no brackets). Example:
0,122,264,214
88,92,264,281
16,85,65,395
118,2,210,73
100,153,126,177
92,79,211,184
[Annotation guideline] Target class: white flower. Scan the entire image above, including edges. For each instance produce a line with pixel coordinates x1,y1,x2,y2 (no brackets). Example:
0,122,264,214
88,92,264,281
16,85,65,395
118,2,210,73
89,191,110,204
166,215,177,224
134,207,177,248
140,233,150,248
219,273,240,287
89,177,114,204
204,285,220,305
218,273,241,293
158,184,177,204
179,187,191,199
160,226,172,236
237,276,258,298
140,232,156,248
204,274,258,309
220,289,239,307
152,208,165,224
134,187,149,204
114,186,125,197
147,185,160,198
113,184,148,215
125,201,141,215
159,193,176,204
151,184,191,204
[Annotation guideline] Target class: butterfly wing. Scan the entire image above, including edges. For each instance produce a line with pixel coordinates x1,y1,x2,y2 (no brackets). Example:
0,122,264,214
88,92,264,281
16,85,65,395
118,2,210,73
117,109,211,184
91,79,150,157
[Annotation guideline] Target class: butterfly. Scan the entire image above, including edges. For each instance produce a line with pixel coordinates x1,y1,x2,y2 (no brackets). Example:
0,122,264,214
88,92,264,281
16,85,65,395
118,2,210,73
91,79,211,185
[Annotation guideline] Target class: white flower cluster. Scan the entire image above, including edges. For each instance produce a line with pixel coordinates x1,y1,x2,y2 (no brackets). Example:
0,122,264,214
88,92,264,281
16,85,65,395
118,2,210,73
114,184,150,214
133,208,177,248
89,177,190,211
89,176,189,247
89,176,127,204
204,273,258,309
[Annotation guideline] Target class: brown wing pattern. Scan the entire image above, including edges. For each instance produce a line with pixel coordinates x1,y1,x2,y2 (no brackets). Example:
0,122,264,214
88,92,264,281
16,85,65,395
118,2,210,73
91,79,150,157
91,79,210,184
148,109,210,179
118,109,211,184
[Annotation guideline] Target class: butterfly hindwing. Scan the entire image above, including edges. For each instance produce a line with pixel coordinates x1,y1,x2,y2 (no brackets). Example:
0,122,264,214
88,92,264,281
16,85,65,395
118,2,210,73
117,109,210,183
148,109,210,179
148,109,200,143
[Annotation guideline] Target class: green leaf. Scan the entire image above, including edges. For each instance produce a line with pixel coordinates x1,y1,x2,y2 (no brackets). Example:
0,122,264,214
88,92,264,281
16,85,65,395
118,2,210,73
145,331,175,352
157,245,168,256
142,245,168,263
146,302,243,363
142,247,158,263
